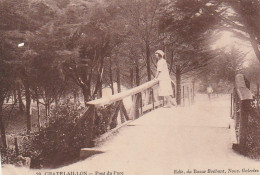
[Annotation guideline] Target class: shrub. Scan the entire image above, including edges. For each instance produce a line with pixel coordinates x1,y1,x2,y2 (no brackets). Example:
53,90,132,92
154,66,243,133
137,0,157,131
94,104,117,136
18,103,89,168
247,114,260,159
0,147,17,164
18,102,117,168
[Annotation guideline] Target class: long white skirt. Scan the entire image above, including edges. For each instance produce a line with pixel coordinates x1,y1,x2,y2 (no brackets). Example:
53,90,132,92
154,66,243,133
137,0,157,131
158,79,173,96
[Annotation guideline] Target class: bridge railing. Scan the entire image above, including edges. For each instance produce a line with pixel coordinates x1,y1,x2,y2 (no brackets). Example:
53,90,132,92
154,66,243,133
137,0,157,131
81,79,171,148
231,74,259,154
80,77,195,151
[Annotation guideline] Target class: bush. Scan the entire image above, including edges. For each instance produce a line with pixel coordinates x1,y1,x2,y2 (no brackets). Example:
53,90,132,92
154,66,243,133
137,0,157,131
0,147,17,164
18,103,89,168
94,104,117,136
247,115,260,159
16,102,117,168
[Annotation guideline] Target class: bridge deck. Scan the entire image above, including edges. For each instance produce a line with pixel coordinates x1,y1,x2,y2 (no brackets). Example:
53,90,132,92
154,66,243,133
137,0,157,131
61,95,259,174
2,95,259,175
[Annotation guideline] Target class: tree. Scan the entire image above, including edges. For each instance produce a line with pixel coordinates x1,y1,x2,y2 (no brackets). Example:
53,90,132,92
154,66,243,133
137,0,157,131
0,0,40,134
158,0,219,104
245,58,260,95
225,0,260,62
52,2,121,104
193,0,260,63
0,57,14,148
0,0,82,133
117,0,162,81
199,47,246,93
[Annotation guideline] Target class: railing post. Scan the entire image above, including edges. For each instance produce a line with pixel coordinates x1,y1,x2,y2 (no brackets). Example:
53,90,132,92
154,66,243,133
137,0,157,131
135,93,140,118
109,101,121,129
162,97,165,106
144,89,149,106
81,106,96,148
140,93,143,115
130,94,138,120
120,107,125,124
151,88,155,110
120,101,129,121
172,82,176,98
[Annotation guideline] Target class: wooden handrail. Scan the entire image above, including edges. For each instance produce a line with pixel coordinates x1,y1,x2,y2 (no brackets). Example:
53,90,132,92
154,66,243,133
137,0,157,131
87,79,159,107
235,74,253,101
80,77,195,151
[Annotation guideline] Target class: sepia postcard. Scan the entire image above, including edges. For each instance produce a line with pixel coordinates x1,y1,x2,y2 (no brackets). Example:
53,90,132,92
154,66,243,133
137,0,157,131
1,0,260,175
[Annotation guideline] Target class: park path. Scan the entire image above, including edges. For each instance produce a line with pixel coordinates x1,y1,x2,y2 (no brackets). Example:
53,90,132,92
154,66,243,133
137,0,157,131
2,94,260,175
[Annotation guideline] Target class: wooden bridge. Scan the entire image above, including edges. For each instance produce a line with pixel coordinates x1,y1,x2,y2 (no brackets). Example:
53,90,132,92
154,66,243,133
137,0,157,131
79,78,194,149
2,75,260,175
67,75,258,174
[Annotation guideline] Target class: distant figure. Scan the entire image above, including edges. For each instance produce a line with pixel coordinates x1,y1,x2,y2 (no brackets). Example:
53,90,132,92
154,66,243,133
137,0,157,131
207,85,213,100
154,50,175,107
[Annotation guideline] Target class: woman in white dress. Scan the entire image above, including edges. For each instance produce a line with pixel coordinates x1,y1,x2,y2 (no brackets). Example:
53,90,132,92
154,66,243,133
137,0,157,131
154,50,174,107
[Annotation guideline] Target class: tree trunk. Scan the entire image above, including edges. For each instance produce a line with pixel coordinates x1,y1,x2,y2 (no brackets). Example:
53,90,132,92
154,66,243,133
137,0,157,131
98,77,102,98
257,84,260,111
115,56,126,122
6,93,10,103
44,98,51,124
46,99,50,117
115,56,121,93
37,98,40,129
169,50,174,74
134,56,142,118
45,103,48,124
24,80,31,134
120,102,129,121
35,88,41,129
17,86,25,112
146,44,151,81
73,91,78,104
172,82,176,98
130,68,134,88
0,106,7,148
192,81,195,103
109,102,121,129
13,90,17,104
183,86,185,106
93,79,102,99
135,57,140,86
176,65,181,105
249,34,260,63
82,86,91,105
257,84,259,97
109,57,114,95
135,93,142,118
93,56,104,98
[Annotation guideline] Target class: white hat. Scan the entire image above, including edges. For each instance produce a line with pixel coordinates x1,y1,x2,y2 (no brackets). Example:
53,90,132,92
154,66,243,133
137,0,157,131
155,50,165,57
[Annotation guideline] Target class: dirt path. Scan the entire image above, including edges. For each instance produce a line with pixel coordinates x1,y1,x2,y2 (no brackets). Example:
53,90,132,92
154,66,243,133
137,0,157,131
2,94,260,175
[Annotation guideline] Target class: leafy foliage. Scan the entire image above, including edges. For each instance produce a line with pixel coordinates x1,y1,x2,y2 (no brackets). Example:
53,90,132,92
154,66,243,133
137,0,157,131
1,0,260,165
0,102,116,168
19,103,87,168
